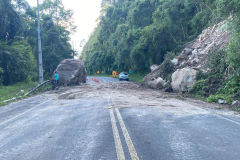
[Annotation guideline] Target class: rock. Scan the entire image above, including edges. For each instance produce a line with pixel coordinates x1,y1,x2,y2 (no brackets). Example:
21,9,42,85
142,72,167,89
53,59,87,85
175,21,231,71
218,99,226,104
150,64,159,72
147,77,167,89
143,64,168,89
180,48,193,57
171,67,197,92
232,100,239,106
171,58,178,66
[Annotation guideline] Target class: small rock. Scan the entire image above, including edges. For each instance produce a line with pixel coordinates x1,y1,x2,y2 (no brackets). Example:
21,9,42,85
232,100,239,106
218,99,226,104
171,58,178,66
20,90,24,92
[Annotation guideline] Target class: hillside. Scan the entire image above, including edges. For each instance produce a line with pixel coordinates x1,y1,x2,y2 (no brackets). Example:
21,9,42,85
82,0,240,108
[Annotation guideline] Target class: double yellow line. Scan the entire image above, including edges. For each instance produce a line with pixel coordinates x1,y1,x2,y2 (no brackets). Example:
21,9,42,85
109,108,139,160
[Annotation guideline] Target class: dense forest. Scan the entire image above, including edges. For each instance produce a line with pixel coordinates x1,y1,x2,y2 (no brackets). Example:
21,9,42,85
0,0,75,85
81,0,240,75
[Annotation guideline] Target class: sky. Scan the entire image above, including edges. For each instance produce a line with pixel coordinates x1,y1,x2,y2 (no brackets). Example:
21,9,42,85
27,0,102,54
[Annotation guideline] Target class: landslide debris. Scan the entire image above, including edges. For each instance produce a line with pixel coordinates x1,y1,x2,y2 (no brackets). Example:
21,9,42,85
53,81,237,116
143,20,231,91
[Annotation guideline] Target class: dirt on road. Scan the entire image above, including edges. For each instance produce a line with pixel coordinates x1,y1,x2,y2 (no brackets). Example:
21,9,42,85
46,81,239,117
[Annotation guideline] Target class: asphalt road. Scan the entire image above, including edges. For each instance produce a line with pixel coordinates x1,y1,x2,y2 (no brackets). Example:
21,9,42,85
87,76,120,83
0,77,240,160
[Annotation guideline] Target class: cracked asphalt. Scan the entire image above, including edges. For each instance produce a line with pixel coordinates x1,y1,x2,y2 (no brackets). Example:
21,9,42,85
0,77,240,160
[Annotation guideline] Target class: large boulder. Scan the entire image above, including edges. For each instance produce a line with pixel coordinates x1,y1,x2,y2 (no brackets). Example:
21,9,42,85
53,59,87,84
171,67,197,92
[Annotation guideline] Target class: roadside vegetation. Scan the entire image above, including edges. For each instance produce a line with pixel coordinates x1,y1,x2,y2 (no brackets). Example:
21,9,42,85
0,0,76,86
0,81,52,105
0,82,36,102
82,0,240,106
0,0,76,104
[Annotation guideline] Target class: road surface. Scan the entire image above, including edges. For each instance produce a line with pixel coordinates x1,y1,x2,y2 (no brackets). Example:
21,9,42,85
0,77,240,160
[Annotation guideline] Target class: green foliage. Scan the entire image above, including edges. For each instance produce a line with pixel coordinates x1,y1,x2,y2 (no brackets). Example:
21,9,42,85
82,0,215,74
196,70,207,81
207,50,227,78
207,94,225,103
127,73,147,83
190,50,227,99
0,0,75,86
0,40,37,85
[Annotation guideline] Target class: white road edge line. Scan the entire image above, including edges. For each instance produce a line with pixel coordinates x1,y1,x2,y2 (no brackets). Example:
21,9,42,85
109,109,126,160
115,108,139,160
215,114,240,126
0,99,51,126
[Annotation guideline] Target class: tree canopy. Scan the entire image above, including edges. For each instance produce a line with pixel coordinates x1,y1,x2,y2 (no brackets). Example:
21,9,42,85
0,0,76,85
81,0,240,75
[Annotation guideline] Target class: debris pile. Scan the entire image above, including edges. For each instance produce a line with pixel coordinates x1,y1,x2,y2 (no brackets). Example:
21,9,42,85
143,21,231,91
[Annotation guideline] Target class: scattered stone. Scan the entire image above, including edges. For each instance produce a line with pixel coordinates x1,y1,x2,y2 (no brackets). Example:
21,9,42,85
176,21,231,70
20,90,24,92
179,48,193,57
53,59,87,85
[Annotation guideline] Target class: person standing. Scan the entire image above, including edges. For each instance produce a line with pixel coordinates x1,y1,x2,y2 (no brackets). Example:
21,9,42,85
55,71,59,90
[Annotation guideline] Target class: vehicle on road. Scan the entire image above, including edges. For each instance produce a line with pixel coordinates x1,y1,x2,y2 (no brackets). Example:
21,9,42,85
119,72,129,81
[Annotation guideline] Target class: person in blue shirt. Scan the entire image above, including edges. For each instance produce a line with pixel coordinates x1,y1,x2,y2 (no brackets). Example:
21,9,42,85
55,71,59,89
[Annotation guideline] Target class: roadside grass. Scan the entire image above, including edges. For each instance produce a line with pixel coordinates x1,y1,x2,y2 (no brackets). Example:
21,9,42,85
88,73,147,82
0,81,52,105
129,73,147,82
0,82,37,103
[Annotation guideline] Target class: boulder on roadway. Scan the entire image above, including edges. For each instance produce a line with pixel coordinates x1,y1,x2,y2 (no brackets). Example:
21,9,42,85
53,59,87,85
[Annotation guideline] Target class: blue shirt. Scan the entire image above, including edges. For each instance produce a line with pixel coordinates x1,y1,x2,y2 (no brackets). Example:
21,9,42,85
55,73,59,80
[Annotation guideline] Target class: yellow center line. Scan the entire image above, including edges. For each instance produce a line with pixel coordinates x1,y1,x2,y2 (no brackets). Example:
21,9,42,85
115,108,140,160
109,109,126,160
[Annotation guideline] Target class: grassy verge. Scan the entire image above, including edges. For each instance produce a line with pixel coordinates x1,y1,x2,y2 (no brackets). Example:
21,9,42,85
0,82,38,102
0,81,53,105
129,73,147,82
88,73,147,83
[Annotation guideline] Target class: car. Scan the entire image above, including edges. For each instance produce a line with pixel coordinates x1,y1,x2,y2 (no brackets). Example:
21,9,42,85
119,72,129,81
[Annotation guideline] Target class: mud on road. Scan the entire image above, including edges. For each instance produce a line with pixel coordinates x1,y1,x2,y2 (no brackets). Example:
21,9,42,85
53,81,238,117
